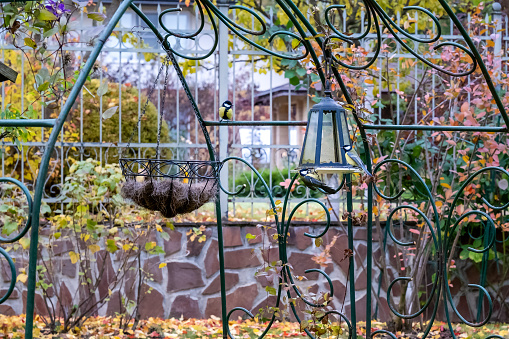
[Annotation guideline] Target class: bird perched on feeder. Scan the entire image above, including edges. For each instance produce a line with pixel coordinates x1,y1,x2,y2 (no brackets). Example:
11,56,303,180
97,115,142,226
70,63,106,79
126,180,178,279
219,100,233,120
343,144,372,177
299,168,337,194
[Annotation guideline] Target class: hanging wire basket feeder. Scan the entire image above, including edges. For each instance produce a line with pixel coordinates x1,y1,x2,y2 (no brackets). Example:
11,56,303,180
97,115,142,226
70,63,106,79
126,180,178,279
119,56,222,218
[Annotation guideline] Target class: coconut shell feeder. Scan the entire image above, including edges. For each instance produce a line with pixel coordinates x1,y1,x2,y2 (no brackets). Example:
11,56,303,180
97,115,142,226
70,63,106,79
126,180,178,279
119,57,222,217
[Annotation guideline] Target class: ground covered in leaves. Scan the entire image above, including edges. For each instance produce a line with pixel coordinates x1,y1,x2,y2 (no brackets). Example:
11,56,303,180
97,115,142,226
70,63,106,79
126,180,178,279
0,315,507,338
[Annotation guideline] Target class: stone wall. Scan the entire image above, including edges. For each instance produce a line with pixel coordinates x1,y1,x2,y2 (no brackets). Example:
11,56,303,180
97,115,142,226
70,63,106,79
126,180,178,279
0,223,507,323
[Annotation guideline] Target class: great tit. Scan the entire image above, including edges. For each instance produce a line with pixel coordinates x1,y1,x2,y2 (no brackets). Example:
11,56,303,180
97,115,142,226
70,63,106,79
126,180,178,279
219,100,233,120
299,169,337,194
344,144,372,176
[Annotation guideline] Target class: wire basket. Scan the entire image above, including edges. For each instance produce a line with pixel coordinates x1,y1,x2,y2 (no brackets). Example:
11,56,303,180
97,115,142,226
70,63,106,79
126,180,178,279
119,158,223,218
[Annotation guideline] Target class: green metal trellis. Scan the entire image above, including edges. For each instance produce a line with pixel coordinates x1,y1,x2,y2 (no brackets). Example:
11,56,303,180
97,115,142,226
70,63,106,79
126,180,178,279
0,0,507,338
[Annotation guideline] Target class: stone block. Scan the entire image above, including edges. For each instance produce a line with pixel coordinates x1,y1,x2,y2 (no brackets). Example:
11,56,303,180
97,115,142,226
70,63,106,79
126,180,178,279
222,227,243,247
57,283,74,318
205,284,258,318
96,250,116,300
138,284,165,319
163,228,183,255
288,253,320,280
23,291,48,316
0,288,19,299
224,248,261,269
51,239,74,256
261,247,279,264
167,262,204,292
170,295,202,319
61,258,76,278
187,228,212,257
287,227,312,250
355,243,367,267
203,273,239,295
0,305,15,316
204,240,219,278
143,256,163,283
106,290,124,316
245,226,262,244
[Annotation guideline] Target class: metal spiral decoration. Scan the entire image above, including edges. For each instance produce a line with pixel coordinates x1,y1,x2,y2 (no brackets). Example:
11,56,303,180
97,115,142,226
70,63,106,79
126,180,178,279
220,157,352,339
373,160,507,339
0,177,33,303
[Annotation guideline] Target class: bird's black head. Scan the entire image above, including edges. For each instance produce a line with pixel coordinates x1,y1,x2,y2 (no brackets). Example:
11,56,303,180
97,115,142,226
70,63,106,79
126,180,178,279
299,169,308,176
222,100,232,108
343,144,352,151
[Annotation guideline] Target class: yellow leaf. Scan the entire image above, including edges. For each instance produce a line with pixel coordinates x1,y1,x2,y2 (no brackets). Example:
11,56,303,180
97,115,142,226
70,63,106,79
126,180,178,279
20,238,30,250
487,40,495,47
69,251,79,264
88,244,100,254
275,200,282,205
17,273,28,284
159,262,167,269
364,78,374,84
441,183,451,189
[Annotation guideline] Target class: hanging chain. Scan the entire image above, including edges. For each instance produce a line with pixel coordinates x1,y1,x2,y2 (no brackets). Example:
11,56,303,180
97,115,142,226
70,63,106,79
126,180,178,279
164,48,205,135
122,56,171,158
156,57,171,159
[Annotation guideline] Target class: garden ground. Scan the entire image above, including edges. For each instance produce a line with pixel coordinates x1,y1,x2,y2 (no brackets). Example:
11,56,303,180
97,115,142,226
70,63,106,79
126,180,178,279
0,315,507,338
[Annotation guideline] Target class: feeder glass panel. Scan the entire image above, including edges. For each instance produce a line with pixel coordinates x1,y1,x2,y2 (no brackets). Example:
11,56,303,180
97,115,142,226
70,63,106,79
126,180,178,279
300,110,319,166
341,113,351,147
320,112,336,164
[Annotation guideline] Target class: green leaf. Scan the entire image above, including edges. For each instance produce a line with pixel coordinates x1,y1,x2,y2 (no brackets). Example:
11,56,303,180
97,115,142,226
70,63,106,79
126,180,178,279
106,239,118,253
37,82,50,92
97,79,109,97
265,286,277,295
468,251,483,263
295,67,307,77
314,237,323,247
43,27,59,38
97,186,107,196
289,77,300,86
24,37,37,49
245,233,256,240
87,12,106,21
2,218,18,236
160,231,170,241
102,106,118,120
38,9,58,21
145,241,156,251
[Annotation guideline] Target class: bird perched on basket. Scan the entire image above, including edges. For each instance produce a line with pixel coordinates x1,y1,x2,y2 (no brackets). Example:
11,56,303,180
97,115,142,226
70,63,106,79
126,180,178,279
299,168,336,194
343,144,372,177
219,100,233,120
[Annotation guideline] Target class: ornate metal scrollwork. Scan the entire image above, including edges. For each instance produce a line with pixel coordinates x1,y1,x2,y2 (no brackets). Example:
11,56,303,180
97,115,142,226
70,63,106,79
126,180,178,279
0,178,33,304
221,157,352,339
373,160,508,338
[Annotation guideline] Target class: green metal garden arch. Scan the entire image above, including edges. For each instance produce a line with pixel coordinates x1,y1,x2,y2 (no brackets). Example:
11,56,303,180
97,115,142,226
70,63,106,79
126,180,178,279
0,0,507,338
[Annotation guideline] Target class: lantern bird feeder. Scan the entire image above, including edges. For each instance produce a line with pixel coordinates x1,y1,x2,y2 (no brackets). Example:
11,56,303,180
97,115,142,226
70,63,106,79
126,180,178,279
297,78,368,178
